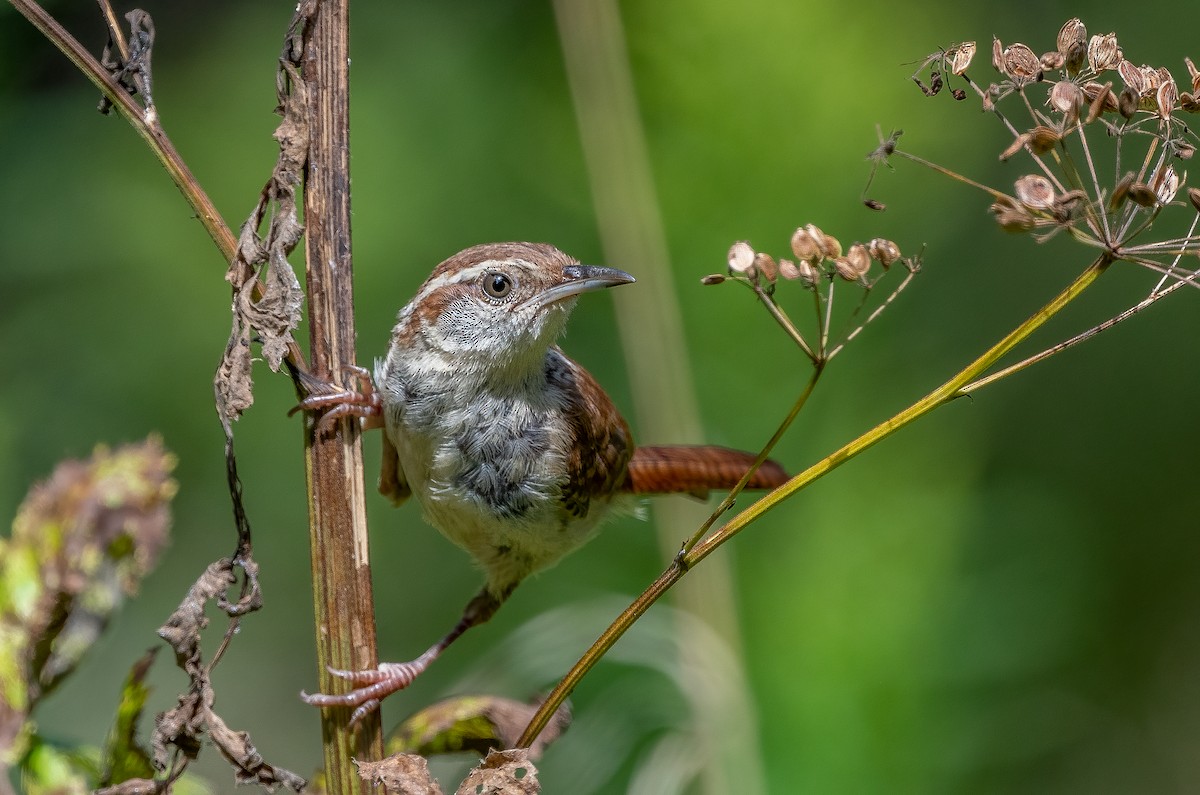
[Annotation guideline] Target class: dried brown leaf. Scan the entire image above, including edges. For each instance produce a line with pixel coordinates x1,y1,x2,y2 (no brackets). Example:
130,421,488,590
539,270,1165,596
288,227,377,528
455,749,539,795
358,754,443,795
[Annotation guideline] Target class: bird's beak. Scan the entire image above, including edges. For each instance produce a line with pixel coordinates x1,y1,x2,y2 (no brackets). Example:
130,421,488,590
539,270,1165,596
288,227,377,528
531,265,636,309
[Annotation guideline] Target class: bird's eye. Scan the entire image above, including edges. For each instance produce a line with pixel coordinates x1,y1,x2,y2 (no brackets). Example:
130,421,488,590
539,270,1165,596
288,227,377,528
482,272,513,299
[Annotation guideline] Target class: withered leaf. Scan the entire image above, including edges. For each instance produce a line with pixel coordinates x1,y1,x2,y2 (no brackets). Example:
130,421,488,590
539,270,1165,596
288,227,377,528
455,749,540,795
357,753,443,795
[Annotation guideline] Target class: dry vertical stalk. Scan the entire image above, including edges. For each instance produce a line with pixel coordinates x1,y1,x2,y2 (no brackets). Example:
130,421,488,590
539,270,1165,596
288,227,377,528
298,0,387,790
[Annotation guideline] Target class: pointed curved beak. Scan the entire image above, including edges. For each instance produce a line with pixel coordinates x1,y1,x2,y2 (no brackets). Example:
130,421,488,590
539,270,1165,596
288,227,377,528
531,265,636,308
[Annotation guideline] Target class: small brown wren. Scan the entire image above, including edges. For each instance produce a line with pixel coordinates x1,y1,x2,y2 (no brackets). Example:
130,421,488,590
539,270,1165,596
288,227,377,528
298,242,787,723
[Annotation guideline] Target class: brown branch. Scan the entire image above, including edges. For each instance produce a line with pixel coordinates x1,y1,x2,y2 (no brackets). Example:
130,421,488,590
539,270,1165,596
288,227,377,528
299,0,386,790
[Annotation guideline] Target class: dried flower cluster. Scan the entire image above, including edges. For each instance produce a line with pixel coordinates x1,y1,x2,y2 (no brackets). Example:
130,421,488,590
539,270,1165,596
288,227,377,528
710,224,913,291
705,225,918,364
912,19,1200,289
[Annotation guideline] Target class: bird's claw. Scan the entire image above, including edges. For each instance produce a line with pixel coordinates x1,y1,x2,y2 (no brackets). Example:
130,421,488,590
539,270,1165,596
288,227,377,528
300,659,429,726
289,364,384,434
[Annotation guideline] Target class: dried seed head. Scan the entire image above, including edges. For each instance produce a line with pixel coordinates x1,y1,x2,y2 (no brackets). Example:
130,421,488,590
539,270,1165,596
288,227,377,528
846,243,871,278
728,241,756,274
797,259,820,286
1041,51,1065,71
1000,132,1033,161
1118,86,1139,119
1087,32,1122,72
1152,165,1180,205
1111,172,1135,209
1126,181,1158,207
833,256,862,282
1053,189,1089,223
1188,187,1200,213
949,41,976,75
868,237,901,268
1117,59,1147,96
754,252,779,283
778,259,801,281
1057,18,1087,56
1014,174,1056,210
803,224,832,261
1083,81,1118,118
1002,43,1042,81
790,227,821,262
819,231,843,260
1049,81,1085,117
1029,125,1061,154
1187,57,1200,94
700,274,726,285
990,199,1035,232
1157,76,1178,119
1059,19,1088,74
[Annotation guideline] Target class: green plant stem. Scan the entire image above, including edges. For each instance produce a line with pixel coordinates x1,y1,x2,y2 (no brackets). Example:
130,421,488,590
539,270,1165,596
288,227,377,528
679,365,823,556
519,252,1113,748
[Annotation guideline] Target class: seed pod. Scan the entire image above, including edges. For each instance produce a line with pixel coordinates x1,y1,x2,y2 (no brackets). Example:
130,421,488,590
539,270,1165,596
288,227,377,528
1002,43,1041,81
1028,126,1061,154
949,41,976,75
990,200,1035,232
1083,81,1118,119
868,237,901,268
728,241,755,274
754,252,779,283
1111,172,1135,209
1187,57,1200,95
1157,76,1177,119
1118,86,1139,119
1152,165,1179,205
833,257,860,282
1000,132,1033,161
1118,59,1146,96
700,274,726,285
1040,51,1065,71
1126,182,1157,207
991,37,1004,72
1176,141,1196,160
1014,174,1056,210
1053,189,1088,223
1188,187,1200,213
778,259,801,280
797,259,820,286
1049,81,1085,117
818,231,842,260
1087,32,1121,72
803,224,831,260
845,243,871,278
790,227,820,261
1181,92,1200,113
1057,18,1086,57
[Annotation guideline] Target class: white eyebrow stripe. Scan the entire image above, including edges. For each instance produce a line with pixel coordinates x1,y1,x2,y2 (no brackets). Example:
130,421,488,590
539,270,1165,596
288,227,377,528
410,258,538,305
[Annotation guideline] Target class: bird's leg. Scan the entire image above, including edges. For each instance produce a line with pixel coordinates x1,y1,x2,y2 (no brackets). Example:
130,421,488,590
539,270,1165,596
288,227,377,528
300,588,504,725
290,364,384,434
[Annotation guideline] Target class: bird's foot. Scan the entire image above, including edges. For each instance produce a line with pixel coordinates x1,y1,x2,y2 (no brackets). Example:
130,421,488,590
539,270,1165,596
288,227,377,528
289,363,383,434
300,653,433,726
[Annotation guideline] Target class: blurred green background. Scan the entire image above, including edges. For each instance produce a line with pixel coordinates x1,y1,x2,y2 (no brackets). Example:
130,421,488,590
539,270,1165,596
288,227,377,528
3,1,1199,792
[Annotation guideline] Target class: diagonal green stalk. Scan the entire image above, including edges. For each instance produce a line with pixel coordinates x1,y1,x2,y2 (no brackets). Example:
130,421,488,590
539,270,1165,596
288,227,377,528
518,251,1113,748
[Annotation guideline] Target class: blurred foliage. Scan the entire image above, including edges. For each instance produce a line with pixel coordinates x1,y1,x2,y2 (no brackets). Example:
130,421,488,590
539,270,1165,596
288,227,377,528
2,1,1199,793
0,438,174,791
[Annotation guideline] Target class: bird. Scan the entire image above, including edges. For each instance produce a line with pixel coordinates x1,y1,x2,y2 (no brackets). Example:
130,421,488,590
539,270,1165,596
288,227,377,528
297,242,787,723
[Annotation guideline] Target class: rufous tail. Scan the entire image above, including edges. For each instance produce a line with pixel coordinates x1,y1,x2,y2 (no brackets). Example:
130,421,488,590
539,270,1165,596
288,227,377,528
622,445,788,498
